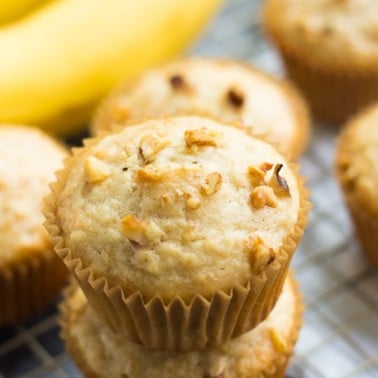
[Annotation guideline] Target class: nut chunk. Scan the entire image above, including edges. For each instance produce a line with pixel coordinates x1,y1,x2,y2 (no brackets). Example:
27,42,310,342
248,165,266,186
268,164,291,197
121,215,164,245
201,172,223,195
184,128,220,148
84,156,111,184
250,186,277,209
139,134,170,163
245,236,276,274
121,215,146,244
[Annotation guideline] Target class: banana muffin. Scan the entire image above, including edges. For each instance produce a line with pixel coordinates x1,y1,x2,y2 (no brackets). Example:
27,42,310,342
263,0,378,124
336,103,378,268
61,272,303,378
45,116,309,349
0,125,69,325
92,58,309,159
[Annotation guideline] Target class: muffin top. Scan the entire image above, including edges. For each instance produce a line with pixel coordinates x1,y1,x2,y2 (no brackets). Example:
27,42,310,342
54,117,301,300
336,103,378,215
92,58,309,159
64,274,301,378
263,0,378,70
0,126,68,266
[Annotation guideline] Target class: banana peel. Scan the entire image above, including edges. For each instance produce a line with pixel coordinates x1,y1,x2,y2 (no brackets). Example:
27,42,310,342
0,0,222,135
0,0,49,25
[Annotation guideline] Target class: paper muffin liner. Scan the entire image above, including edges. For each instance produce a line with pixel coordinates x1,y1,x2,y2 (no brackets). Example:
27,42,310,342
336,120,378,269
60,272,303,378
0,248,68,326
335,179,378,268
279,51,378,125
45,139,310,352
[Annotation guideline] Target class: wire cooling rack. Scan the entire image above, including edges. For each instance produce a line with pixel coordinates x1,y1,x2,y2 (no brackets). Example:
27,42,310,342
0,0,377,377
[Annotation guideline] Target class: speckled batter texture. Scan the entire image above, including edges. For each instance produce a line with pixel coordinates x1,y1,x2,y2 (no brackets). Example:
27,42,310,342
92,58,309,159
61,274,302,378
53,116,300,301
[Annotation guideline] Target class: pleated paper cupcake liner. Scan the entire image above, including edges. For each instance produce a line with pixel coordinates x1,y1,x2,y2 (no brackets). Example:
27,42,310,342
60,272,303,378
0,249,68,326
281,52,378,125
45,143,310,351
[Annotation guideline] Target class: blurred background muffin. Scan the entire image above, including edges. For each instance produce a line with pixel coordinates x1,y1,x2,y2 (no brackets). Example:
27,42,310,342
336,103,378,268
0,125,69,326
92,58,310,160
263,0,378,124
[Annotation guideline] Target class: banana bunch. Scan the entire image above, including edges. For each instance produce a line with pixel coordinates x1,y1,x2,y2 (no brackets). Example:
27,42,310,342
0,0,221,135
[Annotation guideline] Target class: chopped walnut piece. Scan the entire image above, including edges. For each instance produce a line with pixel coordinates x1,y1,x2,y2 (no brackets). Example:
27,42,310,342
184,128,220,148
139,134,170,163
270,329,286,352
268,164,290,197
244,236,276,275
201,172,222,195
136,165,163,182
250,186,277,209
226,87,244,109
185,193,201,210
121,215,164,244
121,215,146,244
84,156,111,184
248,165,266,186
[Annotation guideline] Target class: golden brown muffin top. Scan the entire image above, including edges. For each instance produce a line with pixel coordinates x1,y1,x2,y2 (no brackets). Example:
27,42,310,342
263,0,378,71
53,117,300,301
336,103,378,215
63,274,301,378
92,58,309,159
0,126,68,266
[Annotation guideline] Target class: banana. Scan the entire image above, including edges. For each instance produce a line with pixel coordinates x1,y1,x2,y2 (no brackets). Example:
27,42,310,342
0,0,49,25
0,0,221,135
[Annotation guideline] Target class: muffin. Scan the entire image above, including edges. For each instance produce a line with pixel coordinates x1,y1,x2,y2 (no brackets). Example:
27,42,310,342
336,103,378,268
263,0,378,124
61,272,303,378
0,125,69,326
91,58,310,160
45,116,310,350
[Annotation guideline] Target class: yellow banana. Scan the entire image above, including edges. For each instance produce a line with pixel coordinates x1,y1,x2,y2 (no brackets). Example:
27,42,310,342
0,0,49,25
0,0,221,135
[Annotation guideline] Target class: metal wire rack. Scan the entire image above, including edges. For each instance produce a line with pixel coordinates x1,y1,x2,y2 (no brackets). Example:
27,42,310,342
0,0,377,377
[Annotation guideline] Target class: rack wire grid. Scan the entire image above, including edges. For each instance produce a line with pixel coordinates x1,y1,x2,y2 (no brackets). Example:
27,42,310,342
0,0,377,377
